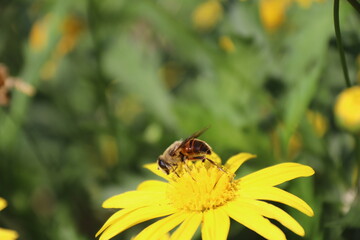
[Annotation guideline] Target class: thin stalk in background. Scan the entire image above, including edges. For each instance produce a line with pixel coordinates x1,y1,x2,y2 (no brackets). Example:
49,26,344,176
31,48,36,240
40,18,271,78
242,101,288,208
347,0,360,14
334,0,352,88
356,135,360,194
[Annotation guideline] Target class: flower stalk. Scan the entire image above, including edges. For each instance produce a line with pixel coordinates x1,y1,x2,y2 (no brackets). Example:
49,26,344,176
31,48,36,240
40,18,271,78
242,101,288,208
347,0,360,14
333,0,352,88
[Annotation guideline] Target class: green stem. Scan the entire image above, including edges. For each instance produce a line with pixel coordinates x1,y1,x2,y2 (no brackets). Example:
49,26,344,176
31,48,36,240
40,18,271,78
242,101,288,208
356,134,360,194
347,0,360,14
334,0,352,88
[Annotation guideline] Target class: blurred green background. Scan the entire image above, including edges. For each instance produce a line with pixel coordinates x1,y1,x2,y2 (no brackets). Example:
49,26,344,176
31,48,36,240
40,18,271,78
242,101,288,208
0,0,360,239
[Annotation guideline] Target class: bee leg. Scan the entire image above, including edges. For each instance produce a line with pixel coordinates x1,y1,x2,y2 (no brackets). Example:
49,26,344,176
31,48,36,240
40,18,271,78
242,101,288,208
205,158,227,173
188,156,226,173
184,163,196,180
171,164,180,177
179,152,186,162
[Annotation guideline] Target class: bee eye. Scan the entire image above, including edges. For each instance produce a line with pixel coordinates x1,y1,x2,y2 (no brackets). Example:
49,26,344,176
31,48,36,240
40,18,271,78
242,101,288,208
158,158,170,175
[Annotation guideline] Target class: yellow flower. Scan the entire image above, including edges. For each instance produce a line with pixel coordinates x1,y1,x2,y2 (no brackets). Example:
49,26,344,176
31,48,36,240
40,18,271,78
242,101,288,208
260,0,290,31
307,110,328,137
334,86,360,132
288,132,302,159
29,15,49,51
97,152,314,240
192,0,223,31
41,15,84,80
219,36,236,53
0,198,19,240
57,15,84,56
259,0,324,31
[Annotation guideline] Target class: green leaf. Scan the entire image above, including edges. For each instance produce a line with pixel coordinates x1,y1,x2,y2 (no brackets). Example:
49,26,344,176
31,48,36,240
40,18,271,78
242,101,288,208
102,35,176,128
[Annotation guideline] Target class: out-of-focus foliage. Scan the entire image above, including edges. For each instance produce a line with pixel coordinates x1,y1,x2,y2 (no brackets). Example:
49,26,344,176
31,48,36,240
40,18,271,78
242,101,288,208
0,0,359,239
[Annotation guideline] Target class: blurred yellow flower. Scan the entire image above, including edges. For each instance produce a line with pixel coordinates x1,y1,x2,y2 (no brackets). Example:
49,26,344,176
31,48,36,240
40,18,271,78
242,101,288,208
115,95,143,124
295,0,325,8
307,110,328,137
97,152,314,240
41,15,84,80
334,86,360,132
219,36,236,53
57,16,84,55
99,134,119,167
160,62,184,90
260,0,290,31
259,0,324,31
288,132,302,159
29,15,49,51
0,198,19,240
271,126,302,160
192,0,223,31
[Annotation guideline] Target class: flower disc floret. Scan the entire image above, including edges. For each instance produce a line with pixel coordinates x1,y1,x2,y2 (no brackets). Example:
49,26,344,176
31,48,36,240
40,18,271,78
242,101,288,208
167,164,237,212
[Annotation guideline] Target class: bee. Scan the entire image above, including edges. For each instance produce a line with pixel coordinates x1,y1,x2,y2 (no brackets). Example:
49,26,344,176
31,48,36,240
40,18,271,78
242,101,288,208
157,128,224,175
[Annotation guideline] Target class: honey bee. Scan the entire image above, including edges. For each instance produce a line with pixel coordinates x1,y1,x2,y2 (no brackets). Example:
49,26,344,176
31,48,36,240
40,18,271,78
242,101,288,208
157,128,224,175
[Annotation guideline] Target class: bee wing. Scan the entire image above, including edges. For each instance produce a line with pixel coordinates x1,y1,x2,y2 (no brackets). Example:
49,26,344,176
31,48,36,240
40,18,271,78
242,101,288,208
186,127,209,139
171,127,210,155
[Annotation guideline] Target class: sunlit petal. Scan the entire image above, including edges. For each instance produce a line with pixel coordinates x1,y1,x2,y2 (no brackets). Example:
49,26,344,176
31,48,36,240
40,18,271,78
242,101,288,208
98,205,176,240
170,212,201,240
201,208,230,240
239,163,314,187
96,208,138,237
224,153,256,174
0,228,19,240
0,198,7,211
224,201,286,240
234,199,305,236
239,186,314,216
136,180,168,191
135,212,187,240
102,190,167,209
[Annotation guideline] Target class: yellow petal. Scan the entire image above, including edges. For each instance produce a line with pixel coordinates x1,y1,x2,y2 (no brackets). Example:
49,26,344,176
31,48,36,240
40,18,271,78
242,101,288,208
144,163,171,181
0,228,19,240
134,212,187,240
170,212,202,240
97,205,176,240
201,208,230,240
96,208,135,237
224,201,286,240
239,186,314,217
234,199,305,236
239,163,314,187
136,180,167,191
0,198,7,211
224,153,256,174
102,190,167,209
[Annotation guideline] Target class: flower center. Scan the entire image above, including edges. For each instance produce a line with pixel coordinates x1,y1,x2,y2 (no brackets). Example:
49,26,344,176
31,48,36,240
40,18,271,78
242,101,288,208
166,163,237,212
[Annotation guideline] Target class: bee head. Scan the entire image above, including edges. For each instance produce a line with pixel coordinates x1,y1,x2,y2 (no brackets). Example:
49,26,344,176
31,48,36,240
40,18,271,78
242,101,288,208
157,157,171,175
